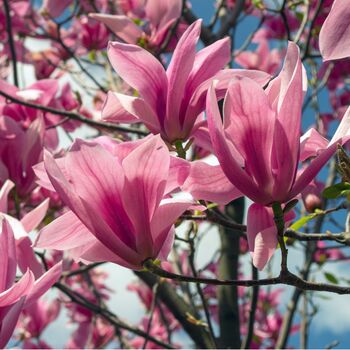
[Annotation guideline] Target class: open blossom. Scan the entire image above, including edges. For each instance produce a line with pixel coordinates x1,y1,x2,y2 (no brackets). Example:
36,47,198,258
101,19,270,144
188,42,350,270
35,135,197,269
319,0,350,61
90,0,182,50
0,219,61,348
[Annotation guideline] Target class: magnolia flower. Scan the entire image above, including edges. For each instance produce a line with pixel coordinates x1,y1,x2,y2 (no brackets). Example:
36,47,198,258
101,19,271,144
0,220,61,348
319,0,350,61
186,42,350,269
90,0,182,49
35,135,198,269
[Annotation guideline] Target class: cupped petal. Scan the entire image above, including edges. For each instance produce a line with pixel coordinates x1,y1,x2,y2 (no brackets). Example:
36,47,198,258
145,0,182,30
16,236,44,278
0,269,34,307
21,198,49,233
271,42,303,200
102,91,160,133
0,297,25,349
0,180,14,213
182,161,243,204
89,14,143,44
64,140,140,263
207,82,265,203
0,220,17,292
24,262,62,307
319,0,350,61
247,203,295,270
35,210,94,250
223,77,276,194
107,41,167,118
164,20,201,141
300,128,329,161
122,136,169,256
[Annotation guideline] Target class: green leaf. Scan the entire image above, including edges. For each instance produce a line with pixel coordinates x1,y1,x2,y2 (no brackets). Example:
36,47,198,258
322,182,350,199
289,213,318,231
324,272,339,284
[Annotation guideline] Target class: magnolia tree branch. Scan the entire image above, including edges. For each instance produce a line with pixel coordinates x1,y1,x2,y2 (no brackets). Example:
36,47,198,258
4,0,19,87
134,270,216,349
55,282,174,349
0,89,148,136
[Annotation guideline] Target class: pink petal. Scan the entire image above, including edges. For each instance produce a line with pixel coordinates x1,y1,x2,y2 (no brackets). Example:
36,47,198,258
107,41,167,117
300,128,329,161
271,42,303,200
89,14,143,44
102,91,160,133
224,77,276,194
319,0,350,61
35,210,95,250
0,269,34,307
21,198,49,232
0,220,17,292
0,297,25,349
0,180,14,214
207,82,263,203
164,20,201,139
122,136,169,255
24,262,62,307
182,161,242,204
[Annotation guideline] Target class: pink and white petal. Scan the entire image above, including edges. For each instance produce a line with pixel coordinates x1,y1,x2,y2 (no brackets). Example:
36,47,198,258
151,198,193,236
207,82,264,203
80,240,141,270
166,156,191,194
330,106,350,144
16,237,44,278
223,77,276,191
145,0,182,30
319,0,350,61
0,297,25,349
0,220,17,292
271,42,303,199
156,226,175,261
107,41,167,116
0,270,34,307
247,204,278,271
89,14,143,44
0,180,14,213
21,198,49,233
165,20,201,136
182,161,243,204
35,210,94,250
300,128,329,161
102,92,160,133
122,136,169,254
24,262,62,307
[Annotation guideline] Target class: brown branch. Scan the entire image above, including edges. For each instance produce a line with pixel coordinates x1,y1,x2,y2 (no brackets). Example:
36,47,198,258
4,0,19,86
143,259,350,295
0,89,148,136
55,282,174,349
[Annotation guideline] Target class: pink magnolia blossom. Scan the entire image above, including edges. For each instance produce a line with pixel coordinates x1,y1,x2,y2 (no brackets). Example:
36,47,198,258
235,38,282,75
0,219,61,348
319,0,350,61
35,135,197,270
197,42,350,269
40,0,73,18
0,116,44,196
101,19,270,144
90,0,182,49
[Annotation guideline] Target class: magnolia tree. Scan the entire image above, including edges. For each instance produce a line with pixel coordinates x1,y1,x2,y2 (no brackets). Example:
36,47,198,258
1,0,350,348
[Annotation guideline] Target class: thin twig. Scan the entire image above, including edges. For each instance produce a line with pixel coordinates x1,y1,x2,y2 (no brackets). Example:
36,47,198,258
4,0,19,86
0,89,148,136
